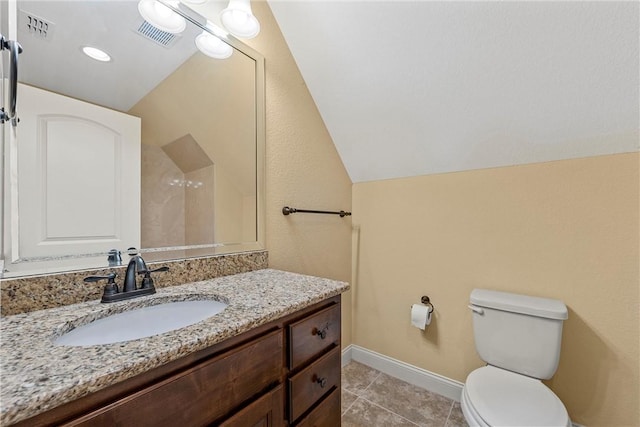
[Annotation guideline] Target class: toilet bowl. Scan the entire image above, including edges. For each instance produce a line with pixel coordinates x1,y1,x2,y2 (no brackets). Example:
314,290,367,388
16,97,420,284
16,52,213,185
463,289,571,427
460,366,570,427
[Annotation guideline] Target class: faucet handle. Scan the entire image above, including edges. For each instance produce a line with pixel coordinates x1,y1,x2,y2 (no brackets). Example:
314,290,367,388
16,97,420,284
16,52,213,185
84,273,119,298
137,266,169,289
84,272,117,283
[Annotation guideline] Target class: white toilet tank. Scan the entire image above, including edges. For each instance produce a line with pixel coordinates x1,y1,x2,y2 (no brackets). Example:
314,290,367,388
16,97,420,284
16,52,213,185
469,289,568,380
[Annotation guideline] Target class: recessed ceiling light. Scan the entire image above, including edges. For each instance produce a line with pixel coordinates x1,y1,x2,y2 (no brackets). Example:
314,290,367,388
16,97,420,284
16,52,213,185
220,0,260,39
195,31,232,59
82,46,111,62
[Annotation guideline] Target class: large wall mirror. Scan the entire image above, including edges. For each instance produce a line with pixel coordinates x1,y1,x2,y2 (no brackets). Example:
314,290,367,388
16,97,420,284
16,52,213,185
1,0,265,277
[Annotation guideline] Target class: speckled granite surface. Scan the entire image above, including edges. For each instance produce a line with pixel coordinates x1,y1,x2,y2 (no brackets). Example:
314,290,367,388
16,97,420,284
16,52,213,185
0,268,349,425
1,251,268,316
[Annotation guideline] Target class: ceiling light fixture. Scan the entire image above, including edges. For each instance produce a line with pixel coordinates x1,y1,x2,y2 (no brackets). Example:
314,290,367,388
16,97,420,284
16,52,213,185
220,0,260,39
137,0,186,34
82,46,111,62
195,31,232,59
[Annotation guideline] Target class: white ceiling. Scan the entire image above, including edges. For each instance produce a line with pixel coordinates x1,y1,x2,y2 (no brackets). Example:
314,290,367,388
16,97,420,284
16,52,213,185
269,1,639,183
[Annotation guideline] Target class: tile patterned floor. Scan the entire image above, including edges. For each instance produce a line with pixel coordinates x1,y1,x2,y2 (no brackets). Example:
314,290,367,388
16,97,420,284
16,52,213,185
341,362,467,427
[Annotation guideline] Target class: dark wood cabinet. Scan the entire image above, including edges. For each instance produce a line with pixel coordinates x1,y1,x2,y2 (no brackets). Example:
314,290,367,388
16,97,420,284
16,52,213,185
219,385,285,427
288,304,341,370
296,389,341,427
14,295,341,427
287,302,341,426
64,330,283,427
288,348,341,423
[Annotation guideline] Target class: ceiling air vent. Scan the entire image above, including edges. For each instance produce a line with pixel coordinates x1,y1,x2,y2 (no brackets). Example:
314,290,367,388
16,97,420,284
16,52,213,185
18,10,55,40
136,20,178,48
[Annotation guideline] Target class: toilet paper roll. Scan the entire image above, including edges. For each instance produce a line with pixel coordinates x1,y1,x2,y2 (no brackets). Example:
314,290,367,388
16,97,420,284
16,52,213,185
411,303,432,330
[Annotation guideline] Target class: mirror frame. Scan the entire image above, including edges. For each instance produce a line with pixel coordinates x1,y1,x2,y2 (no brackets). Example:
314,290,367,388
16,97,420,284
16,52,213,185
0,0,266,277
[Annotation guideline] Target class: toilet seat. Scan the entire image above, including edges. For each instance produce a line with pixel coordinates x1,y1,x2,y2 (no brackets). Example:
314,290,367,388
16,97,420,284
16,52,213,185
462,366,570,427
461,386,490,427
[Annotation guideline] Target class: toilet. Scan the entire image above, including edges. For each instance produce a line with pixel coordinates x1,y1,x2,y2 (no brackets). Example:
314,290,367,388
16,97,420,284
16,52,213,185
461,289,571,427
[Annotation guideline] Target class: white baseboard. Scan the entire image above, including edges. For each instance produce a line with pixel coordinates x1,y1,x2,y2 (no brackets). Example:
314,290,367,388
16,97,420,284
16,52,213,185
342,344,463,402
341,344,354,367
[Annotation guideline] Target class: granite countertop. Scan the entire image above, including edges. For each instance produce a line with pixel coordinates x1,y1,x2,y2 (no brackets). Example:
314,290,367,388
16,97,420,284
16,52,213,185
0,268,349,425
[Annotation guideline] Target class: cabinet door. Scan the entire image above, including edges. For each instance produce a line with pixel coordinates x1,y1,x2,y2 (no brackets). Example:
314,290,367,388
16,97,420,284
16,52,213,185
219,385,284,427
64,329,283,427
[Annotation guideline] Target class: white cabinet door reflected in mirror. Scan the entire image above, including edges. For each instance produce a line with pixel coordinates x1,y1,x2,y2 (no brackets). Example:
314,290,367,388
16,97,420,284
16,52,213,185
17,83,140,259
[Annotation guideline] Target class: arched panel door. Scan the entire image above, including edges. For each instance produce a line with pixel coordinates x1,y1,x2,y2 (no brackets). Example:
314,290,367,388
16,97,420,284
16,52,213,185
16,83,140,260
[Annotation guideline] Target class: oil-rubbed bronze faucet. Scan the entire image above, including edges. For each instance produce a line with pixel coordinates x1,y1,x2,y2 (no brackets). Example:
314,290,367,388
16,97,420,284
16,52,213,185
123,254,149,292
84,251,169,303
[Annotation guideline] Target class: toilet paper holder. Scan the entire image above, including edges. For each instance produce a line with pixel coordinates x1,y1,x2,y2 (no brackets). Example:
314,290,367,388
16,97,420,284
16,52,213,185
420,296,434,313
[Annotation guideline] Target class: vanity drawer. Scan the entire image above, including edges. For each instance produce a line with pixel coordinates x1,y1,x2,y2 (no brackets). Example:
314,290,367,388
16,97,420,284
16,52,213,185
288,346,341,423
65,329,283,427
288,303,340,370
295,388,340,427
219,384,284,427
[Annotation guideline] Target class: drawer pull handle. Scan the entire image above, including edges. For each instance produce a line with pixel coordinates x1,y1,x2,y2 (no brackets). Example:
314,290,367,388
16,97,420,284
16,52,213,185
316,377,327,388
315,324,330,339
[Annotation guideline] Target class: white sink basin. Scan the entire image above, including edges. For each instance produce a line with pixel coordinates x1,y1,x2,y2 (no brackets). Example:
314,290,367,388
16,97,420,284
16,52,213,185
54,300,228,346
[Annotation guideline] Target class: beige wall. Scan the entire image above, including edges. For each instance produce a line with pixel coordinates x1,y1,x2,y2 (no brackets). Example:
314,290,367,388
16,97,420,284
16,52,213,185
205,5,637,425
352,152,639,426
130,49,257,249
240,2,354,345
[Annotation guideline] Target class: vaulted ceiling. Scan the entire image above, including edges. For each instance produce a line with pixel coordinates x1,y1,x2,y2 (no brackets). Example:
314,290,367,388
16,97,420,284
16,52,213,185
269,1,639,183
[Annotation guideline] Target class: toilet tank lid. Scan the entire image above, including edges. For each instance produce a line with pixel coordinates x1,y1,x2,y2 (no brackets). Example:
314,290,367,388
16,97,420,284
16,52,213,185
470,289,568,320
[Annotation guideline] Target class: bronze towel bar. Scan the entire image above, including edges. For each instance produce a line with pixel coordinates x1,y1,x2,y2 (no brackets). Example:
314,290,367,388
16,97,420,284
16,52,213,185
282,206,351,217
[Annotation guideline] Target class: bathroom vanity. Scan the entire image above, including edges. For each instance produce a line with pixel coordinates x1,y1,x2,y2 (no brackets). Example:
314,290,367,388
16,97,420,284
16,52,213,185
0,269,349,426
